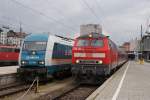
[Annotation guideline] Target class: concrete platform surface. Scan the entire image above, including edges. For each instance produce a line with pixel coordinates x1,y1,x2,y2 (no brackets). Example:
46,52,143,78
0,66,19,75
87,61,150,100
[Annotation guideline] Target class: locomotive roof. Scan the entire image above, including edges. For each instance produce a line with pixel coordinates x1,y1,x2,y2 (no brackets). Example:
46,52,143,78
25,33,74,42
25,33,49,41
77,33,107,39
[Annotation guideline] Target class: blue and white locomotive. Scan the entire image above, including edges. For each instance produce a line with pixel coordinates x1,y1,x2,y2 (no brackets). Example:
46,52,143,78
17,33,73,80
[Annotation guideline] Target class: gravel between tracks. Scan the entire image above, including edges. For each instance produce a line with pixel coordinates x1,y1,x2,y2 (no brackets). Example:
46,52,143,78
0,83,30,98
55,85,99,100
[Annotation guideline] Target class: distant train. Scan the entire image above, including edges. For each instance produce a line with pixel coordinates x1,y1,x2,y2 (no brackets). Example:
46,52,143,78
0,45,19,66
17,33,73,81
72,33,127,84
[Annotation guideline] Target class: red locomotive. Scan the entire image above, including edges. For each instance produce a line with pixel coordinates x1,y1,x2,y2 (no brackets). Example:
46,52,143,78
0,45,19,65
72,33,127,84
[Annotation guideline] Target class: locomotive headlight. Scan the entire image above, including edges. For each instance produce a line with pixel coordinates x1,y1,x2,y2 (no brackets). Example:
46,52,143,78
98,60,103,64
32,51,36,55
76,60,80,63
41,61,44,65
21,61,26,65
22,61,25,64
39,61,45,65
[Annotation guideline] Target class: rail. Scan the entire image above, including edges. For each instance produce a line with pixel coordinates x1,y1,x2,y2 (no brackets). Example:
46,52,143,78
0,73,17,86
0,76,39,99
53,85,98,100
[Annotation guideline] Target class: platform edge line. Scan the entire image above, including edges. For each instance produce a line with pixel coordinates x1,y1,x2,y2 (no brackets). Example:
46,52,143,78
86,62,129,100
111,61,130,100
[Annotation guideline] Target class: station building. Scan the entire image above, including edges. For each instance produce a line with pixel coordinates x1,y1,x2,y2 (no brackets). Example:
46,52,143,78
142,34,150,61
0,27,27,48
123,39,141,60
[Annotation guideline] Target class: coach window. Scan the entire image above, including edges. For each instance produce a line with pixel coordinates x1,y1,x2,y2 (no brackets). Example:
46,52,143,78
109,40,112,48
65,46,72,56
15,49,20,52
0,48,2,52
1,48,10,52
52,43,72,59
109,40,116,50
68,46,72,56
4,48,8,52
52,43,64,59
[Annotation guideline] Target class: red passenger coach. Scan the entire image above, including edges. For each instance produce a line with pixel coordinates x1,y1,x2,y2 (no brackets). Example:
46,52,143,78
72,33,127,84
0,45,19,65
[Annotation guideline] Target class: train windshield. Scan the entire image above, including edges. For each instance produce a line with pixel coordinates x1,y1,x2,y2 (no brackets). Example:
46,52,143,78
23,41,47,51
76,40,89,46
76,39,103,47
91,40,103,47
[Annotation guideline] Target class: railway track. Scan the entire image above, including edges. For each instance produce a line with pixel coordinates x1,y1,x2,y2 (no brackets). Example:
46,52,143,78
0,82,30,98
53,85,99,100
0,82,23,91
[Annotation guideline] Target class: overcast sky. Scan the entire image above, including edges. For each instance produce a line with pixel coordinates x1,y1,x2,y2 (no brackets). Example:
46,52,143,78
0,0,150,45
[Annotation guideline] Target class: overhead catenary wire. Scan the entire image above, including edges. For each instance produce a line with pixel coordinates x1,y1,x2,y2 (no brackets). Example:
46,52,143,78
94,0,105,21
45,0,76,24
80,0,102,23
45,0,78,37
1,16,46,32
78,0,109,35
95,0,102,10
93,0,108,31
83,0,114,36
10,0,76,32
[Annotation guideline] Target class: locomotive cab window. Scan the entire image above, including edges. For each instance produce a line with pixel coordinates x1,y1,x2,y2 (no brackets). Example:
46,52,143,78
76,39,103,47
23,41,47,51
76,40,89,46
91,39,104,47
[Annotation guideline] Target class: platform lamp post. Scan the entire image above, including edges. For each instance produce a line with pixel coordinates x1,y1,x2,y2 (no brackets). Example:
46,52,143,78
139,25,144,64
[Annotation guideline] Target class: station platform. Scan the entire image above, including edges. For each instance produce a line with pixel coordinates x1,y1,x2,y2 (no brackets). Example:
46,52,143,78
0,66,19,75
87,61,150,100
